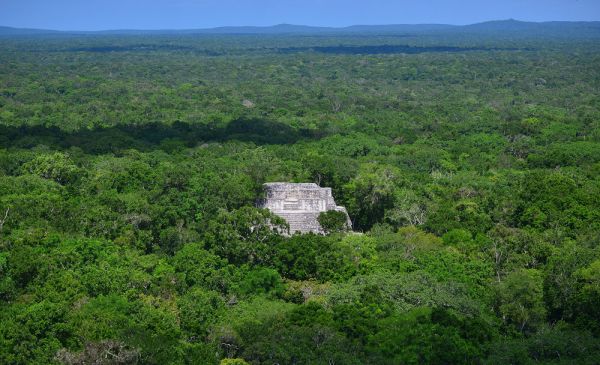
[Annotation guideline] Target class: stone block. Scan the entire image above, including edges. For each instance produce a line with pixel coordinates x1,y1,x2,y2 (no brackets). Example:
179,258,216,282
258,182,352,234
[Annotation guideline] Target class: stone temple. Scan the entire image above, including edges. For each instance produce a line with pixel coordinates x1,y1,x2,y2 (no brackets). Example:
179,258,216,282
259,182,352,234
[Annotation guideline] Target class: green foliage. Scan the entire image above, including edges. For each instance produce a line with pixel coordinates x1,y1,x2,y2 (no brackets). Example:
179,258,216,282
21,152,79,185
343,164,398,231
1,31,599,364
573,259,600,334
177,288,225,340
367,307,494,364
270,233,373,282
271,234,323,280
544,241,599,327
317,210,349,233
238,267,284,298
220,359,250,365
0,300,68,365
69,294,184,364
203,207,286,265
0,252,15,301
171,242,232,292
484,326,600,365
495,269,547,333
327,271,483,316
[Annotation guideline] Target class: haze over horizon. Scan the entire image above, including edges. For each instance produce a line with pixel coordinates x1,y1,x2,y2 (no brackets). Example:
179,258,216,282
1,0,599,31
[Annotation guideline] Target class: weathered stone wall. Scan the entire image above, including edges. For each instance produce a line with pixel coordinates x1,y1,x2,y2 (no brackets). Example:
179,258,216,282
259,182,352,234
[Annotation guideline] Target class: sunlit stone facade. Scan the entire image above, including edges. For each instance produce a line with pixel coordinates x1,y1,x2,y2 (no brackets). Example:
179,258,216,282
259,182,352,234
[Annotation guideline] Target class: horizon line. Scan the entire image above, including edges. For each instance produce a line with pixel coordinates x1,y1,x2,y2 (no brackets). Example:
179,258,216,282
2,18,600,33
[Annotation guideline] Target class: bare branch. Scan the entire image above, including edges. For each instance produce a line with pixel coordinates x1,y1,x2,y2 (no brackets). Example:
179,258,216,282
0,208,9,233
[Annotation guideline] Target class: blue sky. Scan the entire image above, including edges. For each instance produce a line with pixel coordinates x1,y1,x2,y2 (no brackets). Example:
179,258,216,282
1,0,599,30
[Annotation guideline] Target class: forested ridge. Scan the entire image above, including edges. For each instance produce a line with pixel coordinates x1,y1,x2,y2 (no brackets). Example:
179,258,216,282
0,30,599,364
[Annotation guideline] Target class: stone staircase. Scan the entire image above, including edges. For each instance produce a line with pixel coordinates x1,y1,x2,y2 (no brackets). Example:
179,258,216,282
260,182,351,235
276,212,322,234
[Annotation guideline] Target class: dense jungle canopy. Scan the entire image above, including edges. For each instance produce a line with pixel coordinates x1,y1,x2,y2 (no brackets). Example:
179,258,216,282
1,23,600,364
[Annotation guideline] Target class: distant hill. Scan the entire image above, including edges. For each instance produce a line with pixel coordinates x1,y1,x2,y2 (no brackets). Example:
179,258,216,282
0,26,60,35
1,20,599,36
87,24,334,35
464,19,552,31
342,24,457,33
0,23,457,36
198,24,334,34
460,19,600,36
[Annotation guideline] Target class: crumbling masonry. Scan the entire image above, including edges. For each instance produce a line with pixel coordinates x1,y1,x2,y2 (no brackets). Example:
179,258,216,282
259,182,352,234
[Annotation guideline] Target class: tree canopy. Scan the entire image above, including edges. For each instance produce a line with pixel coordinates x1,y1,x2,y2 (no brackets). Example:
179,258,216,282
1,29,599,364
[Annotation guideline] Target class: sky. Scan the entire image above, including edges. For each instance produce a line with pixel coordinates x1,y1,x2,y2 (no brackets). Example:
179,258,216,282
1,0,599,31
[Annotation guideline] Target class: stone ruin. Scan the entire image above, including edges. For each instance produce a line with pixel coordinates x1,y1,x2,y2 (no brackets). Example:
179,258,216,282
258,182,352,234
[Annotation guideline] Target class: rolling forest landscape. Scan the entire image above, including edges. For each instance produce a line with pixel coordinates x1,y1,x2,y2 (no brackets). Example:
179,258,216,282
1,15,600,365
